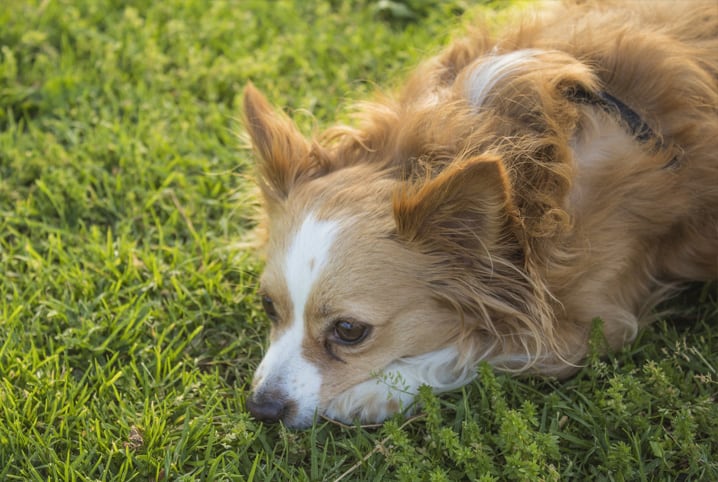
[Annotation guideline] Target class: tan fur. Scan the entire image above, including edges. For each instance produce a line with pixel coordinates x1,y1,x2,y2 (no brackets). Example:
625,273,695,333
243,1,718,425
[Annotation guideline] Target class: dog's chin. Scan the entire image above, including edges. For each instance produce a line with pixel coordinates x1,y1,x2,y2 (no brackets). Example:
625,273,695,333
320,346,478,427
322,377,418,427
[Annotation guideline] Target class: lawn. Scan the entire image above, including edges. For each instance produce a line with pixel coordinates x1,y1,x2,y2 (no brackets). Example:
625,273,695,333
1,0,716,480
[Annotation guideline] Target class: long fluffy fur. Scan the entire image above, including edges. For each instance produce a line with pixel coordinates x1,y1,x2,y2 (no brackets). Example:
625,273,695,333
306,1,718,376
244,0,718,428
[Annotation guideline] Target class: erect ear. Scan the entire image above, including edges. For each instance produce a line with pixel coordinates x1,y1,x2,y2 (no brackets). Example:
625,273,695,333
393,156,516,257
243,83,329,202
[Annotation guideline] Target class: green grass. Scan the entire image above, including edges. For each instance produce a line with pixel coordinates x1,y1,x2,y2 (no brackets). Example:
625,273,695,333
1,0,716,480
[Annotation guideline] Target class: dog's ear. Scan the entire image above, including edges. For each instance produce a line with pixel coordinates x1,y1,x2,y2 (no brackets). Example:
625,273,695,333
393,155,515,256
243,83,329,202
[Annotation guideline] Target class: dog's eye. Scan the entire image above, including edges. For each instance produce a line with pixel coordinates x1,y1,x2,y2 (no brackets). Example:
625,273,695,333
333,319,370,345
261,295,278,322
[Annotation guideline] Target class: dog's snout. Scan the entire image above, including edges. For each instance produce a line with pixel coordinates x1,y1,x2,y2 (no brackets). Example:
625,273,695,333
247,390,292,424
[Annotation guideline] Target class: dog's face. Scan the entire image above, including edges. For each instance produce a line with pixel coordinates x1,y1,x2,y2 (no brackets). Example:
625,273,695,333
253,195,462,427
242,85,515,428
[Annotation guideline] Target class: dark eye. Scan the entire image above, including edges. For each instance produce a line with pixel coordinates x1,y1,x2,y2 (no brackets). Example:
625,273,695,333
333,319,370,345
261,295,278,322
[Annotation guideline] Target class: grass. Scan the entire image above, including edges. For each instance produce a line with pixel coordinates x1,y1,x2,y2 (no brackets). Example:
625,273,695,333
0,0,716,480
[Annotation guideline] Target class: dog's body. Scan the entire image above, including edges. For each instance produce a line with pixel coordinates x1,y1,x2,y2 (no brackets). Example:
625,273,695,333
243,1,718,428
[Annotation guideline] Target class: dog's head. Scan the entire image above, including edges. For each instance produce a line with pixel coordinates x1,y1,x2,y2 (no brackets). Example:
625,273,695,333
241,84,531,428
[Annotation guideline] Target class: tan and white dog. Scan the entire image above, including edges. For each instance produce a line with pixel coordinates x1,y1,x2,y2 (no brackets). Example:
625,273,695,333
242,1,718,428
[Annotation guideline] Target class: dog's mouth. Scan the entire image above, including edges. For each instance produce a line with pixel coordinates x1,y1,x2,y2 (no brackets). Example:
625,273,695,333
248,345,476,428
245,361,417,428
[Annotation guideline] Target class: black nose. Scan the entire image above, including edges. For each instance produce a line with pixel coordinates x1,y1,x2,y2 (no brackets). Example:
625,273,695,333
246,391,289,424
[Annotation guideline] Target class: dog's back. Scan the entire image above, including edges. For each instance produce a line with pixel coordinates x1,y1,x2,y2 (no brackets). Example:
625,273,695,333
526,1,718,324
326,0,718,369
535,1,718,282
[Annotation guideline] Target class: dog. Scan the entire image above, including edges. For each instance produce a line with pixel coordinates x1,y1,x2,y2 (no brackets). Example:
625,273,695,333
242,1,718,428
